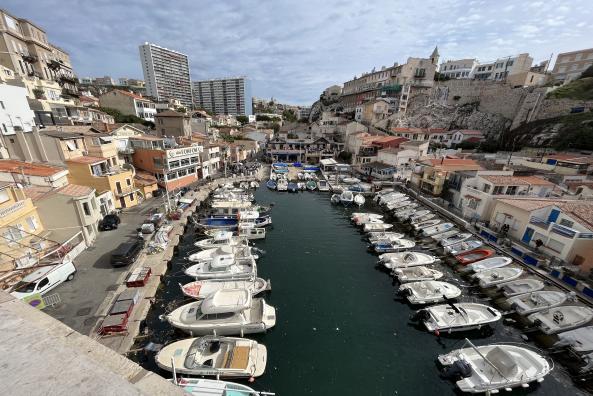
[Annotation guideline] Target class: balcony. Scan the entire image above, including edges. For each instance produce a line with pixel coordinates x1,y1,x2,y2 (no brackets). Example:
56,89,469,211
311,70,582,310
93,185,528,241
118,146,135,155
550,224,578,239
22,54,38,63
529,216,551,230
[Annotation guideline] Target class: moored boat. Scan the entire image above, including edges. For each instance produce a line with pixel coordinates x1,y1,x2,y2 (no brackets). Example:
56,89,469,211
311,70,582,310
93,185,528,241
354,194,365,207
181,278,269,299
363,223,393,232
420,222,455,237
184,256,257,280
466,256,513,272
499,278,545,297
528,305,593,335
412,218,441,231
508,290,568,315
439,233,472,247
318,179,330,191
414,302,502,333
455,249,495,265
368,231,405,244
380,251,439,269
372,238,416,253
173,378,261,396
393,266,443,283
398,281,461,305
472,266,524,288
266,180,277,190
340,190,354,206
306,180,317,191
330,194,340,204
276,179,288,191
445,240,484,255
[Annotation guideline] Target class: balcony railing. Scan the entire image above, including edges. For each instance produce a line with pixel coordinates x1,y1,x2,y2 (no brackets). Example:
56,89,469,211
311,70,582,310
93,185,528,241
114,186,138,197
550,224,577,239
529,216,551,230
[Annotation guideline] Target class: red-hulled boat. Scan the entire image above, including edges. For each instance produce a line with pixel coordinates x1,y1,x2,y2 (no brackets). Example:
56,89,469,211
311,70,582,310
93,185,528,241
455,248,495,265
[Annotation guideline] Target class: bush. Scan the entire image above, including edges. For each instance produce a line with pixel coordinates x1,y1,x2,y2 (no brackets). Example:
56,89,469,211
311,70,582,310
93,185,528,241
236,115,249,125
453,95,461,101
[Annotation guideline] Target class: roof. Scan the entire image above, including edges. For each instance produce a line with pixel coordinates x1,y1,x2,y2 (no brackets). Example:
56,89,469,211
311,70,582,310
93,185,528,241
66,156,107,165
105,89,147,101
496,198,558,212
0,160,67,177
496,198,593,230
454,129,483,136
23,184,93,201
362,161,396,170
400,140,429,147
134,172,158,186
155,110,187,118
546,154,593,165
392,127,447,134
480,175,554,186
40,130,85,140
424,157,482,171
57,184,94,197
129,134,164,141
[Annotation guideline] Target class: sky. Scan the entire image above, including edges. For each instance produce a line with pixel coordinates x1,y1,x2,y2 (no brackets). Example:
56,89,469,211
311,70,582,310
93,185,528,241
4,0,593,105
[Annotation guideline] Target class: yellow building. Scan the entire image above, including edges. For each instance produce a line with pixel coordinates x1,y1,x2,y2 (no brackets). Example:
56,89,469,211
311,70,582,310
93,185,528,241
65,156,139,209
0,182,48,273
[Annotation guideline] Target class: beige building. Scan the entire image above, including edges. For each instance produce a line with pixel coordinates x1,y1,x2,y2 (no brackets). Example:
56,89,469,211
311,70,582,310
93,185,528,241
354,99,390,125
506,71,548,87
439,58,479,79
552,48,593,83
155,110,192,138
99,89,156,122
474,53,533,81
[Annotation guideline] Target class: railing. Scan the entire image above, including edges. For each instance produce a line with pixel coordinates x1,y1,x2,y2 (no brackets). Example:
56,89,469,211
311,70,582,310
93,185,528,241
529,216,551,230
550,224,577,239
114,186,138,197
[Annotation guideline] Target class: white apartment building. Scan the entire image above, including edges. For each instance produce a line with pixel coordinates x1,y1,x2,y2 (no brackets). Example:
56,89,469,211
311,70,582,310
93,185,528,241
139,42,193,107
192,77,252,115
296,106,311,120
98,89,156,122
474,53,533,81
439,59,479,79
0,81,35,138
552,48,593,83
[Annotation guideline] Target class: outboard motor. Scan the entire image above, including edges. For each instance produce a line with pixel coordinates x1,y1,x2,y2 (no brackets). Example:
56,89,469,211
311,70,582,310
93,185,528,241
411,309,430,322
399,287,413,296
442,360,472,380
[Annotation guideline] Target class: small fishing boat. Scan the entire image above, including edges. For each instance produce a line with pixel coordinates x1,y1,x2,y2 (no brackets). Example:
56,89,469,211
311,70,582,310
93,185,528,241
499,278,545,297
439,233,472,247
508,290,568,315
528,306,593,335
188,245,255,263
355,217,385,227
276,179,288,191
351,212,383,222
466,256,513,272
404,209,431,222
340,190,354,206
445,240,484,255
472,267,523,288
373,238,415,253
368,232,405,244
412,218,441,231
385,199,411,211
181,278,269,299
455,249,495,265
438,340,551,393
265,180,277,190
430,229,458,241
238,227,266,240
317,179,330,191
342,177,360,184
363,223,393,232
414,303,502,333
554,326,593,353
398,281,461,305
354,194,365,207
420,223,455,237
330,194,340,204
249,181,259,189
173,378,261,396
378,193,407,206
306,180,317,191
380,251,439,269
155,335,267,377
287,182,298,192
184,256,256,280
195,232,247,250
409,212,436,224
298,182,306,191
393,266,443,283
393,208,416,220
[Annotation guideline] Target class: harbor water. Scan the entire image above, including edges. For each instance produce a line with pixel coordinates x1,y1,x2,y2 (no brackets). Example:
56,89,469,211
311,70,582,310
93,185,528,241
134,185,583,395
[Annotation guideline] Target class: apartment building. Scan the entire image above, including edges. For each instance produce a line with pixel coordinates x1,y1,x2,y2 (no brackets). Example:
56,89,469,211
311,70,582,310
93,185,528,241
0,159,68,188
439,58,479,79
193,76,252,115
0,80,35,158
154,110,191,138
473,53,533,81
265,136,336,163
552,48,593,83
93,76,116,86
354,99,390,125
139,42,193,107
296,106,311,121
411,157,482,196
99,89,156,122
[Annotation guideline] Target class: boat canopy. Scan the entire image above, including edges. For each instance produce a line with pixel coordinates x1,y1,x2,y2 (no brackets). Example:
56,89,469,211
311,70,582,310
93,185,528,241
485,346,519,378
272,162,288,167
213,231,233,241
238,210,259,220
201,289,251,314
210,254,236,268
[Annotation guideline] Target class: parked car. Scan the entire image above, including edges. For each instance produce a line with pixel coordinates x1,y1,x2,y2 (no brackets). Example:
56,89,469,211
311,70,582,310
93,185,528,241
141,223,155,234
11,261,77,299
110,240,143,267
149,213,164,227
99,214,121,231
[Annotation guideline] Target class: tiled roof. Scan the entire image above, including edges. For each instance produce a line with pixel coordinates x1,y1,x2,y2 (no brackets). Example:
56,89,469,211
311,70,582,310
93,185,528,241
547,154,593,164
392,127,447,134
425,157,482,171
155,110,187,117
57,184,94,197
480,175,554,186
22,186,53,201
496,198,557,212
41,130,85,140
0,160,67,177
134,171,157,186
109,89,146,101
23,184,94,201
557,201,593,231
66,156,107,165
454,129,483,135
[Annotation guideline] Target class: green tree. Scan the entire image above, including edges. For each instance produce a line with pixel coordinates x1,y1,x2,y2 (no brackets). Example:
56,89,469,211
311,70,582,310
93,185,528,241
176,106,187,113
282,109,297,122
271,123,280,133
236,115,249,125
99,107,154,128
256,115,272,122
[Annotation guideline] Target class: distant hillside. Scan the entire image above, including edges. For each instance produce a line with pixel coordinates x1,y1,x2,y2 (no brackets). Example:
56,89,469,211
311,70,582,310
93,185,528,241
547,77,593,100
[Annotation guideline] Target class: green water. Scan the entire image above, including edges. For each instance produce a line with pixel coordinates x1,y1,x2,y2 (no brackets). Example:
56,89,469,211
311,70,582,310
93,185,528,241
137,186,581,395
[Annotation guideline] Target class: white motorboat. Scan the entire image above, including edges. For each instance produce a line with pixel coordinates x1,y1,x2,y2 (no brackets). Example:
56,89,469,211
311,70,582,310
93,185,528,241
155,336,267,378
472,267,524,288
393,266,443,283
466,256,513,272
412,218,441,230
380,251,439,269
439,233,472,247
438,340,551,393
318,179,330,191
508,290,568,315
351,212,383,222
181,278,269,299
368,232,405,244
554,326,593,353
355,217,385,227
330,194,340,204
297,182,306,191
499,278,545,297
373,189,395,202
195,232,247,250
167,289,276,336
340,190,354,205
393,208,416,220
342,177,360,184
250,181,259,189
363,223,393,232
385,199,411,211
373,238,415,253
430,229,458,241
398,281,461,305
528,306,593,335
404,209,431,221
276,179,288,191
391,202,419,214
354,194,365,207
445,240,484,255
184,256,257,280
379,193,407,206
415,303,502,333
410,212,436,224
173,378,260,396
420,223,455,237
188,245,255,263
238,227,266,240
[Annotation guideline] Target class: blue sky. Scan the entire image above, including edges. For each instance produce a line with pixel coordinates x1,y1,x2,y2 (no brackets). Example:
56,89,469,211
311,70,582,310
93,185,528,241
4,0,593,105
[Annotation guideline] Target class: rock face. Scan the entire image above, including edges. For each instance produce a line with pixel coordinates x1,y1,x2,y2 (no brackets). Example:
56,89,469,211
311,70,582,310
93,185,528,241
308,98,343,123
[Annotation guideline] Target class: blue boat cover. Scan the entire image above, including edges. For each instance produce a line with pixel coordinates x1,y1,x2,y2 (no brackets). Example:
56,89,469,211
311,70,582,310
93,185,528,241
272,162,288,167
293,162,302,167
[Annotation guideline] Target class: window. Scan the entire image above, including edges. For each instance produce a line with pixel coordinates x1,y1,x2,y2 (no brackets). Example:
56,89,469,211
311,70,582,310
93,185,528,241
559,218,574,228
482,184,491,193
467,199,479,210
130,193,134,201
37,277,49,290
0,189,9,204
0,101,4,109
26,216,38,231
82,202,91,216
547,238,565,253
493,186,504,195
2,123,7,133
505,186,518,195
126,178,131,186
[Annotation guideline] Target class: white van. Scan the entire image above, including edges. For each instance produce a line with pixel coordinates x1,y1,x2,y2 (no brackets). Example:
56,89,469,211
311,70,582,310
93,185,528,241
10,261,76,300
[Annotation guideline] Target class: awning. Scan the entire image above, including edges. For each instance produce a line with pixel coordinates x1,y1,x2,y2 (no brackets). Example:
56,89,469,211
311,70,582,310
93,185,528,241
464,194,481,201
179,197,194,204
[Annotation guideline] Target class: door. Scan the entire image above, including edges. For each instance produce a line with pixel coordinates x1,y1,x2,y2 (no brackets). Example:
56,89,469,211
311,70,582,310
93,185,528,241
522,227,535,244
548,209,560,223
115,181,122,194
36,277,51,295
119,197,126,208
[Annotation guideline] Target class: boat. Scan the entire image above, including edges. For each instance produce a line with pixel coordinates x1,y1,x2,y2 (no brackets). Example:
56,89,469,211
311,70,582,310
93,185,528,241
392,201,419,212
373,238,416,253
306,180,317,191
403,209,431,221
368,232,405,244
466,256,513,272
166,289,276,335
330,194,340,204
276,179,288,191
355,217,385,227
421,223,455,237
172,378,261,396
499,278,545,297
317,179,330,191
250,181,259,189
414,303,502,333
354,194,365,207
385,199,411,211
342,177,360,184
238,227,266,240
363,223,393,232
380,252,439,269
528,306,593,335
472,267,524,288
445,240,484,255
155,335,267,378
184,256,257,280
297,182,306,191
378,193,406,206
188,245,255,263
409,212,436,224
195,232,247,250
181,278,269,299
351,212,383,223
398,281,461,304
430,229,458,241
455,249,495,265
508,290,568,315
393,266,443,283
554,326,593,353
287,182,298,192
438,340,551,393
412,218,441,231
439,233,472,247
340,190,354,206
265,180,277,190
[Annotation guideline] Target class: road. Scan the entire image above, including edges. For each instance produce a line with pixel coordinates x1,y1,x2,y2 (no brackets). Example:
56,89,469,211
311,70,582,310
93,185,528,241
44,198,162,335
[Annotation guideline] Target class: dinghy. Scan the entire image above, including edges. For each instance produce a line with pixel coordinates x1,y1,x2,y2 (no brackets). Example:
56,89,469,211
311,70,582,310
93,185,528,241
181,278,269,299
195,232,247,250
184,256,256,280
380,251,439,269
276,179,288,191
410,212,436,224
393,266,443,283
330,194,340,204
528,306,593,335
297,182,306,191
445,240,484,255
173,378,260,396
318,179,330,191
342,177,360,184
472,267,524,288
429,229,458,241
340,190,354,206
439,233,472,247
373,238,416,253
499,278,545,297
415,303,502,333
306,180,317,191
412,218,441,231
368,232,405,244
354,194,365,207
398,281,461,305
155,335,267,377
466,256,513,272
287,182,298,192
508,290,568,315
554,326,593,353
266,180,277,190
455,248,495,265
438,340,551,393
363,223,393,232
